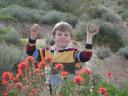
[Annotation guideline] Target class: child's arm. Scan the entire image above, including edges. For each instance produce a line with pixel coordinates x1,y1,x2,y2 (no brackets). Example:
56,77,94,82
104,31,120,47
75,25,99,62
26,24,40,59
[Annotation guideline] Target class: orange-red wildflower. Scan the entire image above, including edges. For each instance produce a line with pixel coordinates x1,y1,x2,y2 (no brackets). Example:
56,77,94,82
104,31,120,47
73,75,85,85
98,87,108,95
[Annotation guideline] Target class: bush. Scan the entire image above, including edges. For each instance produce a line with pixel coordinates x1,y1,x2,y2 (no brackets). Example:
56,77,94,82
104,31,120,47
64,14,78,28
118,46,128,59
94,22,124,52
120,10,128,21
0,43,26,71
47,0,80,14
96,46,111,60
74,21,87,41
0,14,17,22
0,26,22,44
88,6,121,23
41,10,66,25
0,0,51,10
0,5,46,22
118,0,128,8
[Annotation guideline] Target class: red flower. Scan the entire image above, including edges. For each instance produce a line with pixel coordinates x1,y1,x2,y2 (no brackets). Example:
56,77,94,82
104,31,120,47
31,88,38,94
34,68,44,77
26,56,34,63
15,69,22,80
77,67,92,75
98,87,108,95
3,91,9,96
34,68,41,73
61,71,68,78
37,61,46,69
18,61,29,71
106,71,112,79
2,72,15,85
73,75,85,85
54,63,64,71
14,82,23,90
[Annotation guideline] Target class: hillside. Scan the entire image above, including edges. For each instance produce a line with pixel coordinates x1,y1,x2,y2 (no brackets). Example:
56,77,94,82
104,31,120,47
0,0,128,95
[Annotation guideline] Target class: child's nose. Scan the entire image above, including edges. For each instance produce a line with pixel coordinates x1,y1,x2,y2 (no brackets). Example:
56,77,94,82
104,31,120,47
61,35,66,38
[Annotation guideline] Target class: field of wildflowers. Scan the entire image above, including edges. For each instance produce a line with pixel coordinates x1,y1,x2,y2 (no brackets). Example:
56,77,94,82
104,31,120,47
2,56,118,96
1,56,126,96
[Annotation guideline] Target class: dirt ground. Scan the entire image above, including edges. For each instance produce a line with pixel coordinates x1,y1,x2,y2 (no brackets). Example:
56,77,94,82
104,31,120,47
89,52,128,89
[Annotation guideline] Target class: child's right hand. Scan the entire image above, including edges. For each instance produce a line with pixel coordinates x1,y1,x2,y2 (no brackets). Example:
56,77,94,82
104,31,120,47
30,24,40,39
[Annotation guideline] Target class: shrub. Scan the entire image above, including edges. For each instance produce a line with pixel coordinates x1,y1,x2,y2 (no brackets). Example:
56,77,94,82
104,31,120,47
64,14,78,28
118,0,128,8
18,39,27,47
96,46,111,60
0,5,45,23
74,21,87,41
47,0,80,14
21,0,51,10
0,26,21,44
0,0,51,10
118,46,128,59
120,10,128,21
88,6,121,23
0,14,17,22
41,10,66,25
0,43,26,71
94,22,124,52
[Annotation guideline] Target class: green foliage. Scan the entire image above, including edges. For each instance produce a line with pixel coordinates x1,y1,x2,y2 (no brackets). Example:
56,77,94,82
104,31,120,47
47,0,81,14
0,5,77,25
93,81,124,96
21,0,50,10
0,26,21,44
79,0,103,15
74,21,87,41
120,10,128,21
18,39,27,46
0,42,26,71
0,0,51,10
64,14,78,28
94,22,124,52
0,5,46,22
60,79,75,96
0,14,17,22
118,46,128,59
96,46,111,60
88,6,121,23
118,0,128,8
41,10,66,25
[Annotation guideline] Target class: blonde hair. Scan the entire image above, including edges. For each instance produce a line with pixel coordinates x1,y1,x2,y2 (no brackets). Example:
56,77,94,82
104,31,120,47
52,21,73,37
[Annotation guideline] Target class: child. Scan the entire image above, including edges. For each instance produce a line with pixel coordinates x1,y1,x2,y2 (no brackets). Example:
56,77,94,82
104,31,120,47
26,21,99,90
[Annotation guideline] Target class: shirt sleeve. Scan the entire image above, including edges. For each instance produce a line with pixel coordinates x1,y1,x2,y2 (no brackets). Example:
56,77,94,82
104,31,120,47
75,44,92,62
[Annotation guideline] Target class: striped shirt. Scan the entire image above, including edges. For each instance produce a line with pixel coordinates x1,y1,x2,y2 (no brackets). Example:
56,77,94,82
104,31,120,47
26,38,92,74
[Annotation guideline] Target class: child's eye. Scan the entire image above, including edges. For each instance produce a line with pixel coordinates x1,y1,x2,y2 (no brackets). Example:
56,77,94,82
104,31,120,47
57,33,62,36
64,34,69,37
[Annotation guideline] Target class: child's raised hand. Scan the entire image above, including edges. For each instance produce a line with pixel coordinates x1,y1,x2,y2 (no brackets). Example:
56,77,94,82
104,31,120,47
86,24,99,37
30,24,40,39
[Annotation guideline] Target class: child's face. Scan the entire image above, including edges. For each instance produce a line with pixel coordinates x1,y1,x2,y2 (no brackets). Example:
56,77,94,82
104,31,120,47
54,30,71,49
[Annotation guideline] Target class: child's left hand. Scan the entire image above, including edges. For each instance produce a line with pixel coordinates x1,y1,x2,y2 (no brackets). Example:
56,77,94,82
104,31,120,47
86,25,99,37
